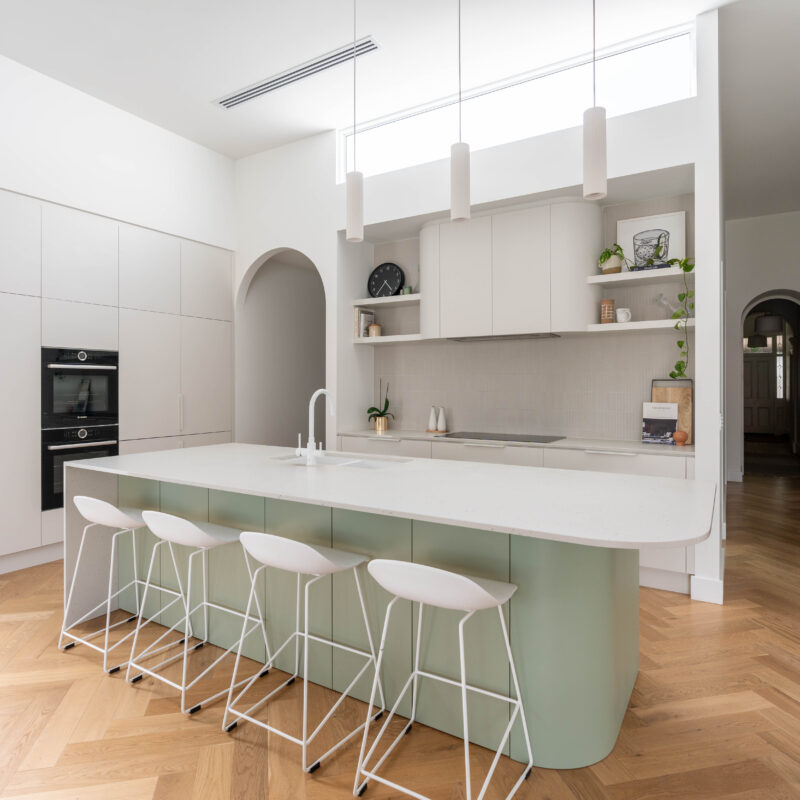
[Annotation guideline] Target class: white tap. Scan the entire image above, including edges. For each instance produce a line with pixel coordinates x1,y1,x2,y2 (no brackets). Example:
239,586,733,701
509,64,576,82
296,388,335,466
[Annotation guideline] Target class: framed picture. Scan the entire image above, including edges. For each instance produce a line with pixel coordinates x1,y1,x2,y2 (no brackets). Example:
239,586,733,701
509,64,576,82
617,211,686,271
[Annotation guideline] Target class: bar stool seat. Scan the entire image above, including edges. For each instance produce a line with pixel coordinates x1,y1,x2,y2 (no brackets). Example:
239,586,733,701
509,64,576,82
59,496,148,673
125,511,271,715
223,531,385,774
355,559,534,800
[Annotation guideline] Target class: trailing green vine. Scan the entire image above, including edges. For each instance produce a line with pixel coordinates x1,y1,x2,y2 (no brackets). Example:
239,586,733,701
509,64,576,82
666,257,695,379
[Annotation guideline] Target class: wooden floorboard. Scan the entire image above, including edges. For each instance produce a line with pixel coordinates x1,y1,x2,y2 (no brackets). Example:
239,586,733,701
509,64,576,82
1,476,799,798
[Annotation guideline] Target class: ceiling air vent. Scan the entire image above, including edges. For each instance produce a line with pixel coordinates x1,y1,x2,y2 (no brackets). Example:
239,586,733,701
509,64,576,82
216,37,378,109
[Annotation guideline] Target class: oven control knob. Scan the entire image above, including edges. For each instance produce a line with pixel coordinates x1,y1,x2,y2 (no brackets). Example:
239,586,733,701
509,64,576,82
78,428,88,439
77,351,88,361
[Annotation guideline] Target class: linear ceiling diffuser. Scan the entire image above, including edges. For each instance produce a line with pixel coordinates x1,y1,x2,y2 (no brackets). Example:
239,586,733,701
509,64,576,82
216,37,378,109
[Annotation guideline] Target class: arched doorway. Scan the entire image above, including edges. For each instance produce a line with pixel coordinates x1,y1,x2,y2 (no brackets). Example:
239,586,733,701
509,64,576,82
235,248,326,447
741,294,800,476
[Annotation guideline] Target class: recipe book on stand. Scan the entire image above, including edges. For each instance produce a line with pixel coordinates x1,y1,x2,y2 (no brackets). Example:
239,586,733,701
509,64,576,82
642,402,679,445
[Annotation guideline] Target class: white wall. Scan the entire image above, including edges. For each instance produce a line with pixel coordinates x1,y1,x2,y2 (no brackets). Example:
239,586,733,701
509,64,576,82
236,257,326,447
725,211,800,480
0,54,234,248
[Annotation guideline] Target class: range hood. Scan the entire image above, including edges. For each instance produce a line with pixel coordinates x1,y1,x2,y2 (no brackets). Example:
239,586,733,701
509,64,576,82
448,333,560,342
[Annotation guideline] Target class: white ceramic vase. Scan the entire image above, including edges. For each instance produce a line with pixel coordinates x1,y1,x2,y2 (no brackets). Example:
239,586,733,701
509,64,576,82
437,407,447,432
427,406,438,431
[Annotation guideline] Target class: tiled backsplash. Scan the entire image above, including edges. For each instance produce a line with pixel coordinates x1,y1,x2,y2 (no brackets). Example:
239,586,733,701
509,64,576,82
374,332,694,440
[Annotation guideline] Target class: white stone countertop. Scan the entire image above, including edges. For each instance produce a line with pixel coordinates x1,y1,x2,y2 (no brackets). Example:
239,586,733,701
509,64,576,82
339,430,695,457
67,443,714,550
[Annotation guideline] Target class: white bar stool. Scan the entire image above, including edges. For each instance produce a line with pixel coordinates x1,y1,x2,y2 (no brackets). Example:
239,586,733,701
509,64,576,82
125,510,272,715
354,560,534,800
224,531,386,774
59,496,147,673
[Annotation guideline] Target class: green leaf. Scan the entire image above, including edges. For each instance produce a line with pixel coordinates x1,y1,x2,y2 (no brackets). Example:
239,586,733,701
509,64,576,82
382,397,389,415
678,292,686,302
674,322,680,330
677,340,685,349
366,406,380,414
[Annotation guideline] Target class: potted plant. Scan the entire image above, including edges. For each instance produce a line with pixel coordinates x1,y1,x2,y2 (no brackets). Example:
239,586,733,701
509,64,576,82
598,243,631,274
666,256,695,379
367,381,394,433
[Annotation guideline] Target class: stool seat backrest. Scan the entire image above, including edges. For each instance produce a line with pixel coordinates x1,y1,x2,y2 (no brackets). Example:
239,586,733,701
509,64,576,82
74,496,143,531
240,531,353,576
141,510,223,549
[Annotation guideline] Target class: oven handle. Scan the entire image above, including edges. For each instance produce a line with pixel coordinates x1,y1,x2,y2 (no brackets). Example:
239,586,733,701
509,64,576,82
46,363,117,371
46,440,118,451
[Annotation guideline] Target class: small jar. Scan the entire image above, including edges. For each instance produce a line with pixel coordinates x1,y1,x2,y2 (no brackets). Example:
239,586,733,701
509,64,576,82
368,323,382,337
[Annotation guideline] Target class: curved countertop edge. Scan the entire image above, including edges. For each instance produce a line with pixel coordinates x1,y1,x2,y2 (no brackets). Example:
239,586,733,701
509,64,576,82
65,443,716,551
339,430,696,457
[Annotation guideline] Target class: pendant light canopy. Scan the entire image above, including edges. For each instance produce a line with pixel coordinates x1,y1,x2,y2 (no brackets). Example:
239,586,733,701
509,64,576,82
345,0,363,242
583,0,607,200
450,0,470,221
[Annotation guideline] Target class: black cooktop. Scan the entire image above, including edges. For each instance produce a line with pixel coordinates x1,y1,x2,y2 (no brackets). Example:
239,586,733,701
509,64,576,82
439,431,564,444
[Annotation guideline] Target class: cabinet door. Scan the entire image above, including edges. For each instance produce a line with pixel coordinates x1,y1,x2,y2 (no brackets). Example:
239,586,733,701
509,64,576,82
42,299,118,350
181,316,232,435
0,294,42,555
0,190,41,296
42,205,118,306
119,225,180,314
431,441,543,466
181,240,232,321
184,431,232,448
542,448,686,478
550,202,602,332
439,217,492,338
492,207,550,335
119,436,184,455
419,225,440,339
339,436,432,458
119,309,181,439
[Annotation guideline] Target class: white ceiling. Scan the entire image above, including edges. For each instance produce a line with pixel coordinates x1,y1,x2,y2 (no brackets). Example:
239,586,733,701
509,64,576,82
0,0,733,159
719,0,800,220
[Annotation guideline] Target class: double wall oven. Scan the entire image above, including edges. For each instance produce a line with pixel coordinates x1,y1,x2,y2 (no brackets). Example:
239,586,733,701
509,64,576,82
41,348,119,510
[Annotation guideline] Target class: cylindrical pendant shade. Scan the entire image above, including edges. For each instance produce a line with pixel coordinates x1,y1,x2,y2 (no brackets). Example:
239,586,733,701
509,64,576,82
755,314,782,334
747,334,768,349
450,141,471,222
583,105,607,200
346,170,363,243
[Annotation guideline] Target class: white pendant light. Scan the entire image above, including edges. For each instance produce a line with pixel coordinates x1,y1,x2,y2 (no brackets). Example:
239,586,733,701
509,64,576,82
450,0,470,221
345,0,363,242
583,0,607,200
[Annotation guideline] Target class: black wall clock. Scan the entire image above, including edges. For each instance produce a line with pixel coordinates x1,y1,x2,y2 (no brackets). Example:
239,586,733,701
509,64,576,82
368,262,404,298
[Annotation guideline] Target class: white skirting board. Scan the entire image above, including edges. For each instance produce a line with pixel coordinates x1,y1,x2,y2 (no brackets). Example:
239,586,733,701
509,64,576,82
691,574,724,604
640,566,690,594
0,542,62,575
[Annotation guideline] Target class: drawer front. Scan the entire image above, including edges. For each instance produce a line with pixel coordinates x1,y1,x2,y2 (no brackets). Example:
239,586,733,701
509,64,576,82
339,436,432,459
542,448,686,478
431,441,543,467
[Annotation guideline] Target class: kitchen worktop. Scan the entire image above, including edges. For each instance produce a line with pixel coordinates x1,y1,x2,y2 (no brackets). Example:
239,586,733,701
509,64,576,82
340,429,695,457
69,442,713,550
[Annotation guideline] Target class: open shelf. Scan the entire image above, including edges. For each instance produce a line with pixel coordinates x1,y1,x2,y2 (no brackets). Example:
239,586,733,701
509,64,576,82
352,293,421,309
587,318,696,333
586,266,694,288
353,333,424,345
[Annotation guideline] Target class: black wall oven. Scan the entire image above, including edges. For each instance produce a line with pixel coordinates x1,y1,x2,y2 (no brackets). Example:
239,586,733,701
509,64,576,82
41,348,119,510
41,348,118,429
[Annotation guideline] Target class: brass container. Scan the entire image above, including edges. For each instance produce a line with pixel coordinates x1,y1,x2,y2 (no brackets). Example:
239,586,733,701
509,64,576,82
374,416,389,433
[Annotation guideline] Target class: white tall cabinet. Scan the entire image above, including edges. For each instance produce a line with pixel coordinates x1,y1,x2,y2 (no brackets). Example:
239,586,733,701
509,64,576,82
0,293,41,556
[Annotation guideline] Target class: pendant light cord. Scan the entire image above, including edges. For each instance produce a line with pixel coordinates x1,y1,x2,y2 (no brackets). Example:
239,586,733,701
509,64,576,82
588,0,597,108
458,0,462,143
353,0,357,171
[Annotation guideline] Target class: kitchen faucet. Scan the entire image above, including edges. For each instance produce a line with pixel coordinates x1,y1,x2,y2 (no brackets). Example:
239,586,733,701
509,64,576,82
296,388,335,466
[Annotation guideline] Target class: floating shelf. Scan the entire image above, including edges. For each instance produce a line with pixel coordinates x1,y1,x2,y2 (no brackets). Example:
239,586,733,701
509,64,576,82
353,333,424,345
586,266,694,288
352,293,421,309
587,318,696,333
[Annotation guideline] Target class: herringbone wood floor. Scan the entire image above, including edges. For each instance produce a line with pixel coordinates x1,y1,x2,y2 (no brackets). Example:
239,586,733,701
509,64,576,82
1,476,800,799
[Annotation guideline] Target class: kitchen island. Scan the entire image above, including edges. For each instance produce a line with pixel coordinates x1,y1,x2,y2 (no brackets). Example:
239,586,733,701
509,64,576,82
62,443,715,769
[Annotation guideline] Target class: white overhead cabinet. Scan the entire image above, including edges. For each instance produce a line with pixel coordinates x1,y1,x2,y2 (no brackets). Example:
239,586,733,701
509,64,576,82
0,190,41,297
180,316,232,435
550,202,602,332
42,299,118,350
119,309,181,440
119,224,181,314
419,225,440,339
492,207,550,335
181,240,233,321
439,216,492,338
0,293,41,556
42,205,118,306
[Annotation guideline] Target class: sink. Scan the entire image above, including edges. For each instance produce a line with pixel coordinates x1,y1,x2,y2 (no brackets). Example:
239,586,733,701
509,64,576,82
271,453,408,470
